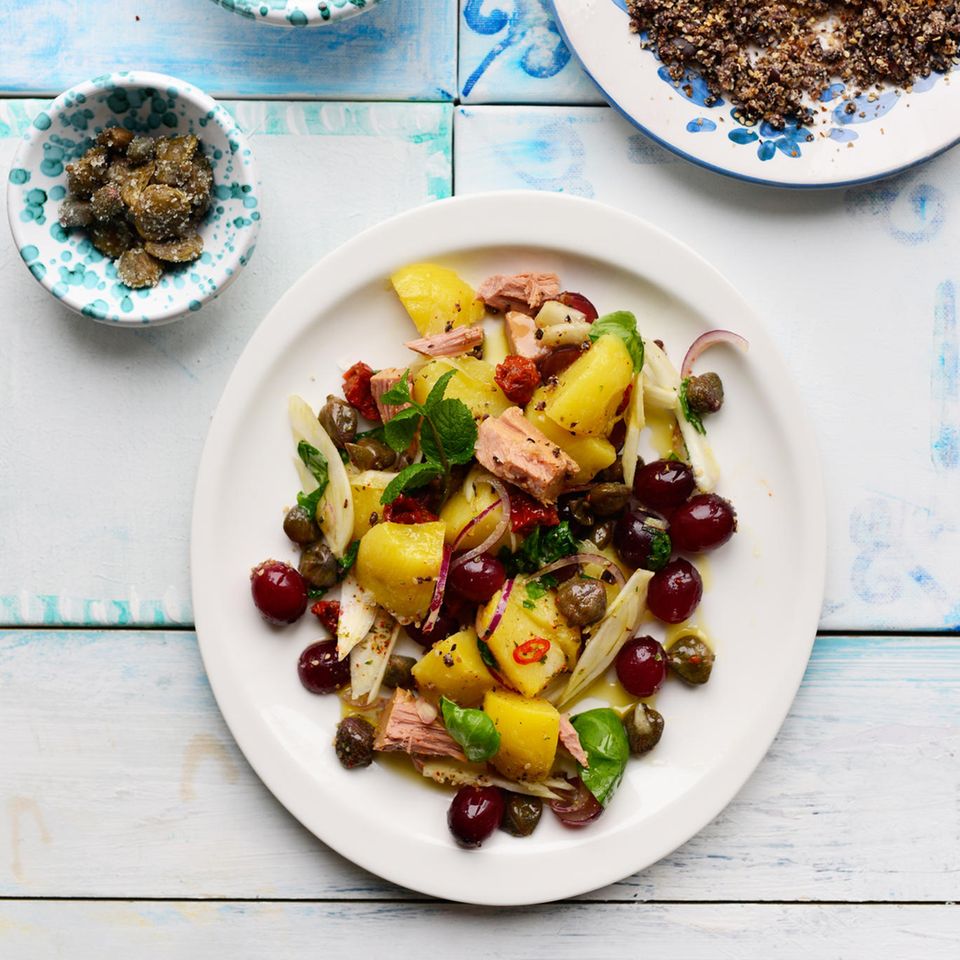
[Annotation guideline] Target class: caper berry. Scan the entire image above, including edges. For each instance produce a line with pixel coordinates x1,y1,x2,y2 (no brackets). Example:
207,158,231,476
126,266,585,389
298,541,339,590
382,654,417,690
345,437,397,471
667,635,715,685
556,578,607,627
559,494,593,527
587,482,632,517
334,716,375,769
622,702,664,756
319,395,359,449
685,372,724,414
283,505,320,544
595,459,626,484
500,792,542,837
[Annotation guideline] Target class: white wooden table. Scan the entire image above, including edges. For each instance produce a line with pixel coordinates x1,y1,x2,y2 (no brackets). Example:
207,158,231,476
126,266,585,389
1,2,958,955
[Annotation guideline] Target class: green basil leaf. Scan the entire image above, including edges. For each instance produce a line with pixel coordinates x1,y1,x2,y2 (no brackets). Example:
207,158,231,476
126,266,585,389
296,486,324,520
378,370,414,407
338,540,360,576
679,378,706,435
589,311,644,372
297,440,330,493
440,696,501,763
380,461,442,505
570,707,630,807
383,404,421,453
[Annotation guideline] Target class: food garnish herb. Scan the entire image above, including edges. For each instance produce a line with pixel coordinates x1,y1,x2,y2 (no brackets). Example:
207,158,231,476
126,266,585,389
570,708,630,806
589,311,644,372
440,696,501,763
503,521,579,576
679,378,706,436
296,440,330,517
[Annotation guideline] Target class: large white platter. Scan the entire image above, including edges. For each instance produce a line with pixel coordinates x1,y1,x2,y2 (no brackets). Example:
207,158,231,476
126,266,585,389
552,0,960,188
191,191,825,904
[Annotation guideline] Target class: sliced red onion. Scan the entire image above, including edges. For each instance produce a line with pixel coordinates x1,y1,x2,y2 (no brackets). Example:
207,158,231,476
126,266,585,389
536,552,626,587
450,476,512,572
423,544,451,633
451,497,502,551
681,329,750,380
480,577,515,641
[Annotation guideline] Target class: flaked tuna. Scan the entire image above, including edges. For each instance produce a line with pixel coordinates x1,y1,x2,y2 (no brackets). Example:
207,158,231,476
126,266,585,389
475,406,578,503
504,310,547,360
559,714,589,767
478,272,561,314
405,325,484,358
373,688,467,761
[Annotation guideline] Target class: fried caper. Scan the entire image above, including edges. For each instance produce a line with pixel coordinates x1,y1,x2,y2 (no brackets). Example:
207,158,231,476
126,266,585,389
298,541,339,590
89,184,124,222
345,437,397,471
283,505,320,544
685,372,724,414
96,125,134,154
65,146,109,198
89,219,135,258
382,654,417,690
116,248,163,289
57,199,93,228
556,577,607,627
126,135,157,164
666,635,715,685
132,184,193,241
118,161,154,209
334,716,375,769
143,234,203,264
500,792,542,837
587,482,632,517
155,133,199,163
319,395,359,449
622,702,664,756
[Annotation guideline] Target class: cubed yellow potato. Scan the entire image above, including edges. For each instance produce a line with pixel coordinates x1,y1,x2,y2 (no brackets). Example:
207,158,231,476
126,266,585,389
349,470,396,540
356,521,445,624
543,334,633,437
525,388,616,483
484,689,560,781
475,584,579,696
390,263,486,337
411,627,496,707
440,478,509,551
412,357,511,420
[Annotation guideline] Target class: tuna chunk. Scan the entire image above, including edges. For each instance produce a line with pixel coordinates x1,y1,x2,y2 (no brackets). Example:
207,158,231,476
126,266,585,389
405,325,484,358
370,367,411,422
475,406,578,503
374,689,466,761
505,310,547,360
559,714,589,767
478,272,561,314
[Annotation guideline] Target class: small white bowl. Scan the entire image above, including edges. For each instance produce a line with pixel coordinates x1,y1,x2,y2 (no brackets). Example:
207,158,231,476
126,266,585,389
208,0,382,27
7,71,260,326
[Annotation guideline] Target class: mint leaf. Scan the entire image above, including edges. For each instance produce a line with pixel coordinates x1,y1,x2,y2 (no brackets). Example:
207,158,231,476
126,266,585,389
338,540,360,575
380,461,442,505
379,370,413,407
589,311,644,372
440,697,501,763
383,405,421,453
421,398,477,465
424,368,458,413
297,440,329,494
679,378,706,435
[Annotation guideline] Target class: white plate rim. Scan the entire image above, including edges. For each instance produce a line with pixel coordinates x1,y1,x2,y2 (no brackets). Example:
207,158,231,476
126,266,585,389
191,190,826,904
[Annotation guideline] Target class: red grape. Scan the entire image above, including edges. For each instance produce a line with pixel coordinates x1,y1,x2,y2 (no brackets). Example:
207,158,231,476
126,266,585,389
448,785,505,848
537,346,582,382
670,494,737,552
449,552,506,604
633,460,696,510
250,559,308,625
647,558,703,623
297,639,349,694
405,609,460,647
616,636,667,697
613,509,671,571
557,291,599,321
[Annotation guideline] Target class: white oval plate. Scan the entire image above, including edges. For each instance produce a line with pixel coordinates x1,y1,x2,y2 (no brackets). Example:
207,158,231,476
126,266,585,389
552,0,960,188
191,192,825,904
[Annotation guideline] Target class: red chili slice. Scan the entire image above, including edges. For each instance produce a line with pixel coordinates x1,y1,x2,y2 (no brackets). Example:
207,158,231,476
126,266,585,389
513,636,551,665
342,361,380,422
310,599,341,634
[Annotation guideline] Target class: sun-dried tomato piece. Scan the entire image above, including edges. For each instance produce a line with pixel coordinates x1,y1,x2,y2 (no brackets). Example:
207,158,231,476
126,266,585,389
310,599,341,634
342,362,381,422
495,355,540,406
509,488,560,534
382,494,439,525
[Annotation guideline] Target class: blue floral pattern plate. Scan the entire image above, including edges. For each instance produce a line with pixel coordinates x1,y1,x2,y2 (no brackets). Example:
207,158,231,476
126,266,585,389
208,0,380,27
7,71,260,325
551,0,960,187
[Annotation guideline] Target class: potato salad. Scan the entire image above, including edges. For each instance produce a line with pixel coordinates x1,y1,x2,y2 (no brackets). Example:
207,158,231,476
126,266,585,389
248,263,747,847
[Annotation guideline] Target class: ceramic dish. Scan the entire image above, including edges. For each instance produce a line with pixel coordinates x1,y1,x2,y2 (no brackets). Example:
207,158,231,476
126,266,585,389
191,191,826,904
7,71,260,326
208,0,381,27
551,0,960,188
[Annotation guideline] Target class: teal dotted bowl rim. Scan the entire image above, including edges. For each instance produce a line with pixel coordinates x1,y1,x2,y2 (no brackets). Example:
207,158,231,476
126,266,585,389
208,0,381,26
6,71,261,326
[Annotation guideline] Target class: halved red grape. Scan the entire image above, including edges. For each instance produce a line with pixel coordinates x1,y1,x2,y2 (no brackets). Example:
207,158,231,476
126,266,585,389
448,785,505,848
405,608,460,648
548,776,603,827
616,636,667,697
298,639,349,694
557,291,599,321
670,494,737,552
647,558,703,623
250,559,308,625
633,459,696,510
449,552,506,604
537,345,582,382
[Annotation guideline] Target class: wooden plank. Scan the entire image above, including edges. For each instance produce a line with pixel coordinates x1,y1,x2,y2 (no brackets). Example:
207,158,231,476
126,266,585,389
0,631,956,901
455,104,960,633
0,0,456,101
0,100,451,627
1,901,958,957
458,0,601,104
